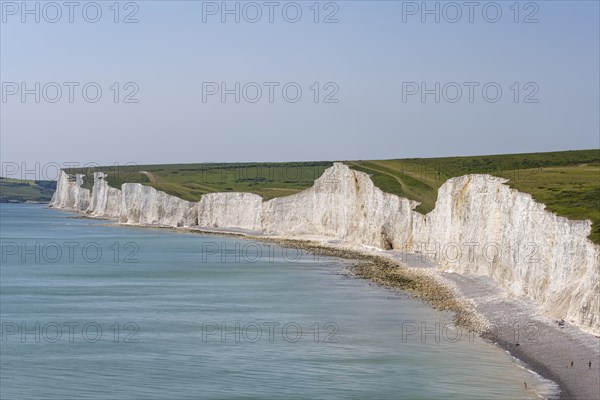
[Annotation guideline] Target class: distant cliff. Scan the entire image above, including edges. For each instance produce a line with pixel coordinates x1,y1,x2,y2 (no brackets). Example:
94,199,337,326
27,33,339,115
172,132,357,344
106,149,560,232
50,164,600,335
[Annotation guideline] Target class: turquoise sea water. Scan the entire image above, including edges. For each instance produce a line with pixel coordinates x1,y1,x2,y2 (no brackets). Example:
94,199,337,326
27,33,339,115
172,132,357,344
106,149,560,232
0,204,555,399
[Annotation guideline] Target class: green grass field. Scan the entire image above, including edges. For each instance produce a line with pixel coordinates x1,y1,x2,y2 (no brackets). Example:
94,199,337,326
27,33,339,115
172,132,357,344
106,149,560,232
65,149,600,243
74,162,333,202
0,178,56,203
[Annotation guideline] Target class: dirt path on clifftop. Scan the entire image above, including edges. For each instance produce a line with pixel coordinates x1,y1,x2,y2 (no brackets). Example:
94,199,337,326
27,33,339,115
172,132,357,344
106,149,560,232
139,171,158,183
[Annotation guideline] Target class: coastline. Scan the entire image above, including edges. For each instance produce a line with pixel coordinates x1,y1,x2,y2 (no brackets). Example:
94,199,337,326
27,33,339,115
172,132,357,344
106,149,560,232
48,208,599,399
224,231,597,400
192,227,599,399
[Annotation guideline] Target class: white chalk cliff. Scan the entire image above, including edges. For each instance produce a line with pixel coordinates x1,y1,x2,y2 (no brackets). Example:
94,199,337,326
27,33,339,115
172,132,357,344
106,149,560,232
87,172,122,218
50,171,198,227
50,163,600,334
49,171,91,211
119,183,198,227
198,192,263,232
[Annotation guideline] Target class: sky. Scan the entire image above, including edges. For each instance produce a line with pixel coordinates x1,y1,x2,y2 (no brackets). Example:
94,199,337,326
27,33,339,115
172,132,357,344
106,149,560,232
1,0,599,179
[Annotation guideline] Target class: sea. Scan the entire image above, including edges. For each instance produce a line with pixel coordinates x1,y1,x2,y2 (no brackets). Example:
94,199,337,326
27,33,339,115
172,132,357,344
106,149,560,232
0,204,558,399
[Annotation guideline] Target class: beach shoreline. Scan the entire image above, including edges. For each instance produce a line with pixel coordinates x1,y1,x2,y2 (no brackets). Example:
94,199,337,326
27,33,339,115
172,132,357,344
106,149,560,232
52,208,599,399
178,224,599,400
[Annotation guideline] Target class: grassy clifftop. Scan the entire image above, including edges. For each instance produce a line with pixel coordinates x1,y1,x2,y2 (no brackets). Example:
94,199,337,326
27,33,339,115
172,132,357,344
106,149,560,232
67,149,599,243
75,162,333,202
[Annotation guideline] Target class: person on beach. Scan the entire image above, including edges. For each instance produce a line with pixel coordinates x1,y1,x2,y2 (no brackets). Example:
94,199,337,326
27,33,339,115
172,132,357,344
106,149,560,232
589,361,592,370
523,382,527,390
570,360,573,368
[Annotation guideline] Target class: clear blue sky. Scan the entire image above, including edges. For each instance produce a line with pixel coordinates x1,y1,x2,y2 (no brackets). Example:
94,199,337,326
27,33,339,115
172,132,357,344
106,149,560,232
1,0,599,174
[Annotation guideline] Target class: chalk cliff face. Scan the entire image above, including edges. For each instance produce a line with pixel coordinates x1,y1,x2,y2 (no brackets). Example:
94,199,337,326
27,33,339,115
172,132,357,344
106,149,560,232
198,192,263,231
51,171,198,227
49,171,91,211
419,175,600,331
50,164,600,334
119,183,198,227
261,163,421,248
87,172,122,218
